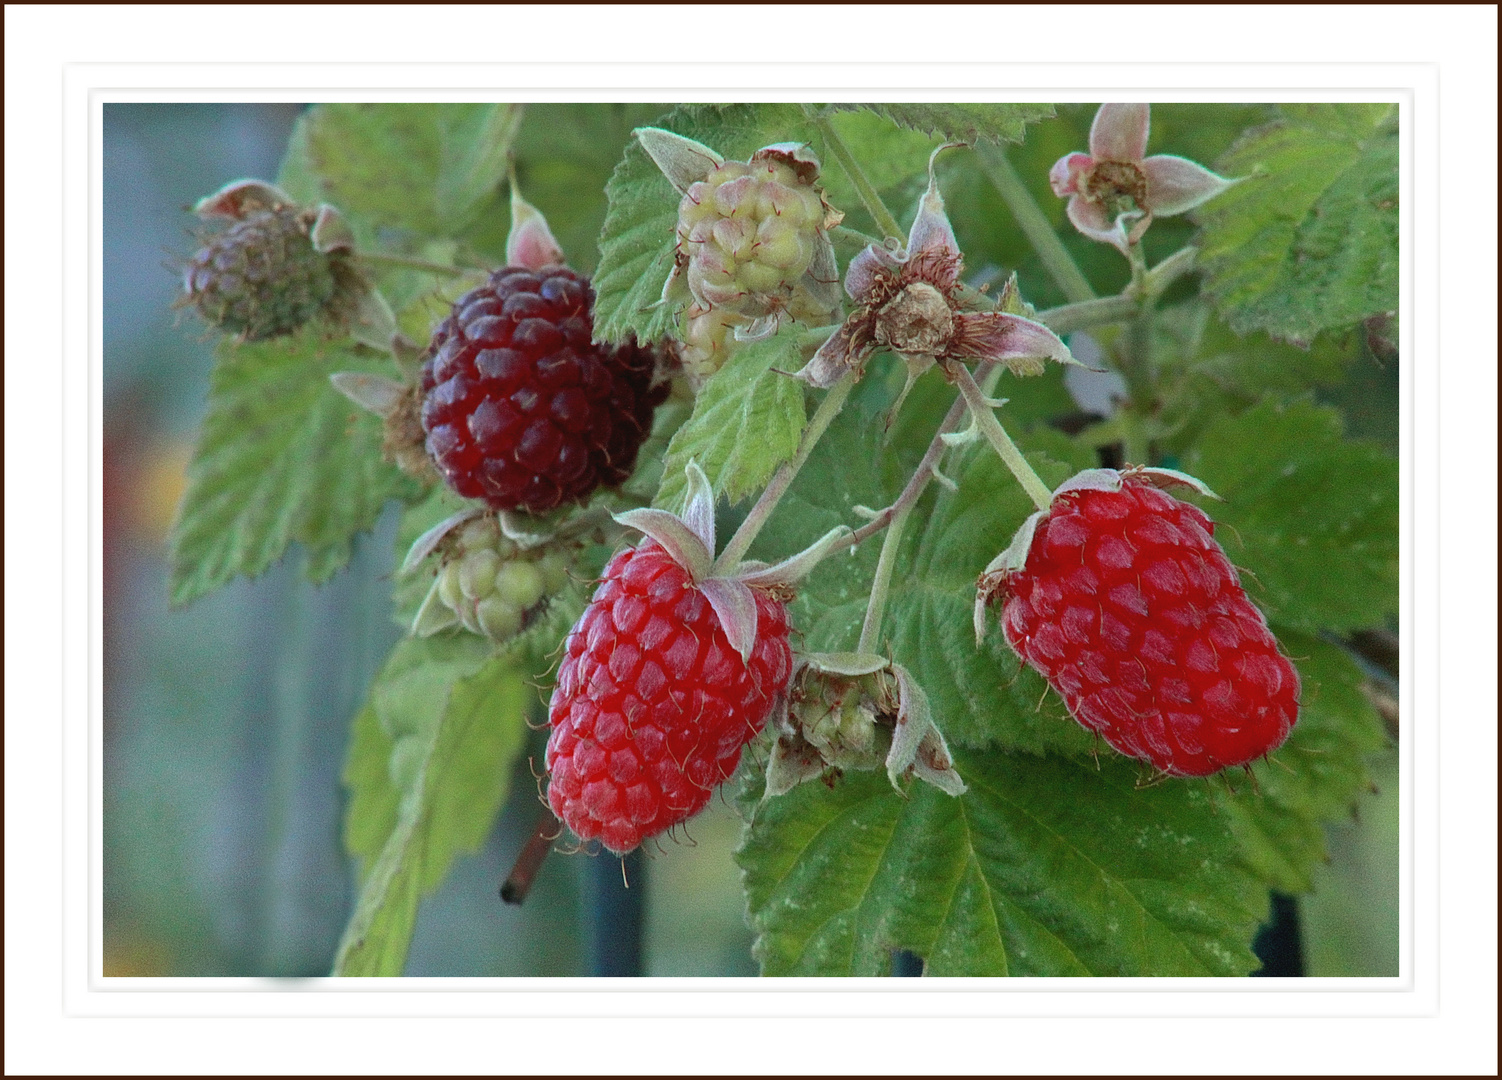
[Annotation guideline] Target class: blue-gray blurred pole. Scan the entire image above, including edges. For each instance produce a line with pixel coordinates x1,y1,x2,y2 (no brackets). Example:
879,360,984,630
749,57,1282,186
584,849,644,976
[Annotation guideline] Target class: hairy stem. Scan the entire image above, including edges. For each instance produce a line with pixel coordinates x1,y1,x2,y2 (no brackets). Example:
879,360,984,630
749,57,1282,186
1034,293,1141,335
974,141,1096,304
858,501,912,654
950,363,1053,511
355,250,476,278
712,370,856,573
804,106,904,241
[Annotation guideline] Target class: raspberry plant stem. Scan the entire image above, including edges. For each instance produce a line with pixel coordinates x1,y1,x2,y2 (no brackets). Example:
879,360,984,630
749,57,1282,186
712,370,857,574
974,141,1097,304
848,361,1004,647
1033,294,1141,335
804,106,905,241
950,362,1053,511
355,251,476,277
858,499,912,654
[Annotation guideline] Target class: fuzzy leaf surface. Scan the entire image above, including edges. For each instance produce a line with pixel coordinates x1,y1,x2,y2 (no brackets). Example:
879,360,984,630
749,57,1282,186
168,333,421,606
1195,104,1398,342
290,103,523,238
829,103,1055,145
1185,399,1398,634
335,636,530,975
654,332,806,508
737,750,1265,976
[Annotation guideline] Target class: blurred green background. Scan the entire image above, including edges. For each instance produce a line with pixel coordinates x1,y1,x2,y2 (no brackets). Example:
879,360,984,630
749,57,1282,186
102,103,1398,977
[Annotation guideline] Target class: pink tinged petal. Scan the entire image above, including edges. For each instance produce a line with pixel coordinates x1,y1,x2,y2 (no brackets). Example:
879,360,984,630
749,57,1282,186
505,187,565,270
953,312,1079,375
844,243,902,302
1049,152,1094,198
698,576,759,663
1089,103,1150,163
905,162,962,289
193,178,294,219
791,319,870,388
1066,195,1132,254
1140,154,1241,216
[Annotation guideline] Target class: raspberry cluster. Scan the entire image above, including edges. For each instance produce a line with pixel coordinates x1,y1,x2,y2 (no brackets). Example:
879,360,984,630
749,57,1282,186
545,541,793,854
419,266,666,514
987,473,1299,777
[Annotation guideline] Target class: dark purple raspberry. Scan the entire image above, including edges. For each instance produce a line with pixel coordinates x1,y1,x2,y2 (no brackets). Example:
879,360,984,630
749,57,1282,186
419,266,667,514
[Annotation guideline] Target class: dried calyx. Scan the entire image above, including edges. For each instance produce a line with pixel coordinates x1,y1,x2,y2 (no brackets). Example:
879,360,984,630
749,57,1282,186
764,651,965,799
793,146,1078,411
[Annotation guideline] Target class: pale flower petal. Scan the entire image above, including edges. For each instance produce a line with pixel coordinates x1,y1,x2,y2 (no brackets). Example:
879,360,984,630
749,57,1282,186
793,319,871,388
1088,103,1150,163
505,187,566,269
952,312,1078,374
844,242,903,301
1066,194,1132,253
904,158,963,290
1049,152,1094,197
1140,154,1241,216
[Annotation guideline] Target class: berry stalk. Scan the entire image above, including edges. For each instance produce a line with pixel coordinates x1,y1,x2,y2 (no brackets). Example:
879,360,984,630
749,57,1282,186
803,106,904,241
355,250,479,278
950,362,1053,511
712,370,857,574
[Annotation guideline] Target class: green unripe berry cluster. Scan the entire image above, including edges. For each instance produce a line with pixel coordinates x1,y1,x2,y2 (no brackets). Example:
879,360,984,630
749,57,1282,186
182,206,354,340
435,517,573,642
677,158,829,318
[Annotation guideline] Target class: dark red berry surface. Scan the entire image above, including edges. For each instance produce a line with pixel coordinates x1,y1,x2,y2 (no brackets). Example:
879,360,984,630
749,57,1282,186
545,542,793,854
998,476,1299,777
419,266,666,514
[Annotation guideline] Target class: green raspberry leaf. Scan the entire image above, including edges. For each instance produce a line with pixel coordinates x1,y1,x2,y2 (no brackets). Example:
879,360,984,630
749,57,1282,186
168,332,422,607
290,103,524,239
1184,398,1399,634
829,103,1056,146
334,636,532,976
654,332,806,508
1195,103,1398,343
737,750,1266,976
1222,634,1389,894
593,104,810,345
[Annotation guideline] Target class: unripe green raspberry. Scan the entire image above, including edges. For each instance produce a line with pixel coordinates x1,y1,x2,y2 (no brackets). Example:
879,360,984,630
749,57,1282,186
675,148,841,322
181,204,358,340
475,597,523,641
415,513,580,645
494,560,546,611
458,547,502,600
678,302,748,380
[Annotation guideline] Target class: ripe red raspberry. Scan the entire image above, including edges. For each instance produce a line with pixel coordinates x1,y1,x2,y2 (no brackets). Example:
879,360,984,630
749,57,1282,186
545,541,793,854
979,468,1299,778
419,266,667,514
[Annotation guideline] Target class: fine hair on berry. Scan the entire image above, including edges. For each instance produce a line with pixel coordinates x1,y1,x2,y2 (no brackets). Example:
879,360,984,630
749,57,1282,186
419,266,667,514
